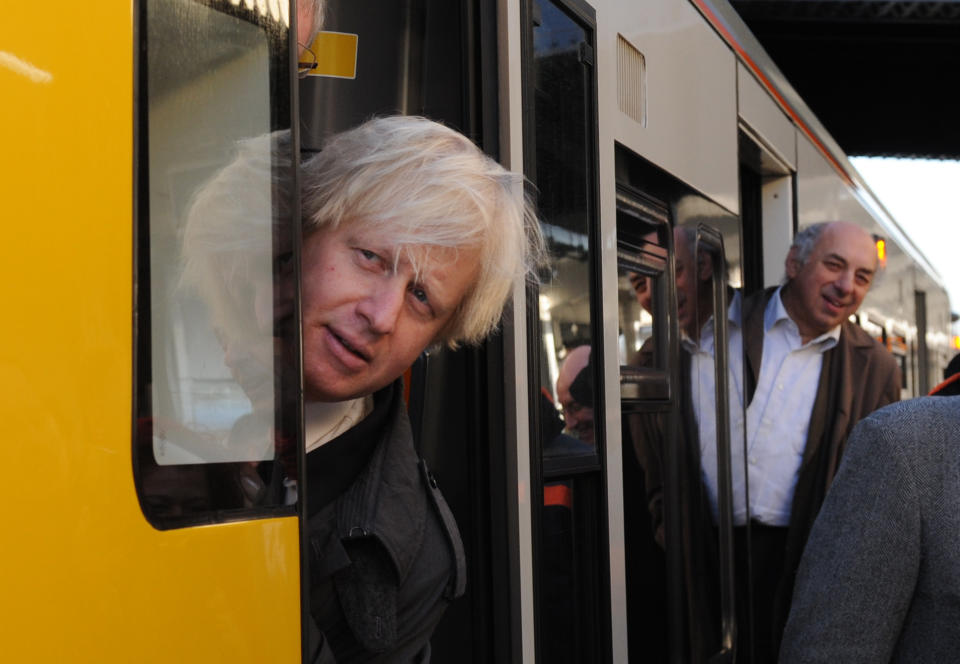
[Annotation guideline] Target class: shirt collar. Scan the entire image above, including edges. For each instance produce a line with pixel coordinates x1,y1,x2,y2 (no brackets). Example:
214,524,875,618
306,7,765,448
305,396,374,453
766,286,841,349
682,289,743,353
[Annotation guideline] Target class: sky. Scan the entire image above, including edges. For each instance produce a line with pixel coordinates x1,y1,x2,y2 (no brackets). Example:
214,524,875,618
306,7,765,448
849,156,960,331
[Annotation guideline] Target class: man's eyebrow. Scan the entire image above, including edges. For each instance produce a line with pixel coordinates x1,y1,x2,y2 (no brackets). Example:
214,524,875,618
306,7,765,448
825,252,875,275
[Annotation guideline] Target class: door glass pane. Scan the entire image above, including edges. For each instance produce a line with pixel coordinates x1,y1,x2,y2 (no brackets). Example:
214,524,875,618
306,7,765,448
530,2,604,662
135,0,298,526
533,0,597,456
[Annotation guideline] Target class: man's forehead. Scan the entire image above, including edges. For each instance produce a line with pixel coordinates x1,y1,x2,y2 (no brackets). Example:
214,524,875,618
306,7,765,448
348,229,466,267
816,225,876,265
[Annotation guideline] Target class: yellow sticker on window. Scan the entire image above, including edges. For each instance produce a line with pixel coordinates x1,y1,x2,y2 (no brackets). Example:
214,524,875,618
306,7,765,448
305,31,358,79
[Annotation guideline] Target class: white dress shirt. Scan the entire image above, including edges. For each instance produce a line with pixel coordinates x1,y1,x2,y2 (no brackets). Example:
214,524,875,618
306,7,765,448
692,288,839,526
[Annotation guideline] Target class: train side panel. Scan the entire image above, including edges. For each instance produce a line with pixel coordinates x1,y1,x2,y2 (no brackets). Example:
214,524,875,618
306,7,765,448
602,0,740,215
0,3,300,661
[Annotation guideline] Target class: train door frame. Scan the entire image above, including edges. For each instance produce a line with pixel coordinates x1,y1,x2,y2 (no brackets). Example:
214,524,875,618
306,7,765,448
694,224,738,663
520,0,615,660
737,123,795,297
615,186,678,662
615,141,747,662
131,1,304,660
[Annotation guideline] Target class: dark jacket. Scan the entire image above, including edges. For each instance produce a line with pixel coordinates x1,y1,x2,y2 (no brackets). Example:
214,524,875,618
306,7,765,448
781,397,960,663
307,381,466,663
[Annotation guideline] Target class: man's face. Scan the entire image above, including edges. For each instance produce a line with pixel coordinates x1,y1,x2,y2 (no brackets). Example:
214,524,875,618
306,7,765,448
674,231,700,337
784,223,877,342
556,347,594,445
628,271,653,314
301,223,480,401
297,0,319,53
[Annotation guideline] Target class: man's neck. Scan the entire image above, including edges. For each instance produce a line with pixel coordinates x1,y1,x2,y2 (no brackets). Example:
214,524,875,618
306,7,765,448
778,283,828,345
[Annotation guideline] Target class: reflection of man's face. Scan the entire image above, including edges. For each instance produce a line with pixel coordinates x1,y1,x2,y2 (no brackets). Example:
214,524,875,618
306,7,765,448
142,464,210,518
215,248,296,411
297,0,320,53
301,223,480,402
629,271,653,314
556,346,594,445
783,222,877,343
674,230,700,338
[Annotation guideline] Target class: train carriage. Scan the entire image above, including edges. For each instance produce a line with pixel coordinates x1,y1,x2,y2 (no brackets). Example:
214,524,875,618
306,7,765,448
2,0,950,661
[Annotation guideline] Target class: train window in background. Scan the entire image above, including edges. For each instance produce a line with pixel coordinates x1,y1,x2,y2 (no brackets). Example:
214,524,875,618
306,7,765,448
134,0,299,528
525,0,609,661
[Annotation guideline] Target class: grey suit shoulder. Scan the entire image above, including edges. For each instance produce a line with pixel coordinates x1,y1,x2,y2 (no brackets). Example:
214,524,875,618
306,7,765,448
780,396,960,663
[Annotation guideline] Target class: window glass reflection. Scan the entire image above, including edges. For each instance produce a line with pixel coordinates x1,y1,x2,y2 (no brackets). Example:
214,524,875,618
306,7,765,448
135,0,297,526
533,0,596,455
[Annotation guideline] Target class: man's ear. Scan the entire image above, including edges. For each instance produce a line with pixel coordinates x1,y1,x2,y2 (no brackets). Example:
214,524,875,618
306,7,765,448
784,247,800,280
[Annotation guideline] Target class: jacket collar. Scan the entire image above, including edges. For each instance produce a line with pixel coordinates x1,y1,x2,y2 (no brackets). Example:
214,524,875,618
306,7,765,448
335,380,425,583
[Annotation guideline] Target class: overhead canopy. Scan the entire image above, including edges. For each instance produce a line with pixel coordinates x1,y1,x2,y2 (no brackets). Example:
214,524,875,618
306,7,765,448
730,0,960,159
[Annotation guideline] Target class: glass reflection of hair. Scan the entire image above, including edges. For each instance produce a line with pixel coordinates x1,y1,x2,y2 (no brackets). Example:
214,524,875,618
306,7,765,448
180,132,293,411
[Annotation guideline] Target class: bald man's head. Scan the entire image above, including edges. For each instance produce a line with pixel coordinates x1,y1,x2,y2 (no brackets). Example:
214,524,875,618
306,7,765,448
556,345,594,445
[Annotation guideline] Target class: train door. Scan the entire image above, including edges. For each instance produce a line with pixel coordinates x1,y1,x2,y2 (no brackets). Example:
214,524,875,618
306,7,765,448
615,145,747,663
133,0,302,660
522,0,612,661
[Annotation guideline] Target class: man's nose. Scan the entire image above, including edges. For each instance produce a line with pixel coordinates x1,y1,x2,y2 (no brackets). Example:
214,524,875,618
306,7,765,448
834,269,854,294
357,281,405,334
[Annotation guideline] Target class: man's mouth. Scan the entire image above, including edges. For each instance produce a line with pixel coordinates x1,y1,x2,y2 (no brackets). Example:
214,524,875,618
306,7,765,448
822,293,845,313
329,327,370,362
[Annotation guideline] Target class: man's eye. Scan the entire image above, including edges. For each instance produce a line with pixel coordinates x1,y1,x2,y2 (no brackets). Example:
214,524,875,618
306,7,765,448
410,286,429,304
360,249,378,261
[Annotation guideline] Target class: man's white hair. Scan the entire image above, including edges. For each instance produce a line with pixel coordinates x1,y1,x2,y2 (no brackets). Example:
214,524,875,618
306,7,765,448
302,115,545,347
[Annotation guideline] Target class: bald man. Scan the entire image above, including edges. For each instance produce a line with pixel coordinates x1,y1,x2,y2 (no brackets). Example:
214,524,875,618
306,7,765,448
556,345,594,445
733,221,901,661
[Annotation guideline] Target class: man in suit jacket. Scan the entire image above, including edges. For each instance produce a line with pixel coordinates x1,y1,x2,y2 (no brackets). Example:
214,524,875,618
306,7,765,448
779,396,960,663
734,221,900,661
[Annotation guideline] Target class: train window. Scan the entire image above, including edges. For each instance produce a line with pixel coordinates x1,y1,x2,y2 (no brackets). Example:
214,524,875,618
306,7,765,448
531,0,600,459
617,194,670,403
525,0,608,661
134,0,299,528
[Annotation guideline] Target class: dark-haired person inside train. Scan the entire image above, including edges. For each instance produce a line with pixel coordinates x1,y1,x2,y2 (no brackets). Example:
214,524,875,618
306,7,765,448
299,115,543,663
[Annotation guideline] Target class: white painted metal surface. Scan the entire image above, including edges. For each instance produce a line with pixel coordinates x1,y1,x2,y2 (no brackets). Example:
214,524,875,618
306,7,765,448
600,0,739,215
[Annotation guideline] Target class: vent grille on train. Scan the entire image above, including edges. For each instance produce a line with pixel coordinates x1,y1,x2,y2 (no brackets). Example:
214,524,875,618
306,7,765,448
617,35,646,126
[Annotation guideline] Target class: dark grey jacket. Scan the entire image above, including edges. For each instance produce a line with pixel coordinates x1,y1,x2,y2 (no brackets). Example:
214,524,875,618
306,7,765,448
307,381,466,663
780,396,960,663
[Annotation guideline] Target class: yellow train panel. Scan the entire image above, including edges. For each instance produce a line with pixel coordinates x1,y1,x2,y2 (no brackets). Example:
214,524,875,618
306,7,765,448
0,3,301,661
